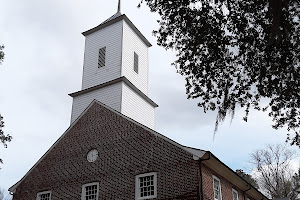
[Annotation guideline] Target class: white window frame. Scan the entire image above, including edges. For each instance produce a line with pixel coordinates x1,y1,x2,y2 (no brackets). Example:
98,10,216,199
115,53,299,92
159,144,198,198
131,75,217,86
232,188,239,200
81,182,99,200
213,175,222,200
36,191,51,200
135,172,157,200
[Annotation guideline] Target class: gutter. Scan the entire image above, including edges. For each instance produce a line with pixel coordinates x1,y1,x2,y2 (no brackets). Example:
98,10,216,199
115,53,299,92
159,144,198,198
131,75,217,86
243,185,252,200
198,152,211,200
208,153,270,200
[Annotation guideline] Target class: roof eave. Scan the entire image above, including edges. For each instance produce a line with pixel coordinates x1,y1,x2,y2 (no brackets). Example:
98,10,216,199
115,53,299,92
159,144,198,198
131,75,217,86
69,76,158,108
82,14,152,47
8,100,207,193
202,152,270,200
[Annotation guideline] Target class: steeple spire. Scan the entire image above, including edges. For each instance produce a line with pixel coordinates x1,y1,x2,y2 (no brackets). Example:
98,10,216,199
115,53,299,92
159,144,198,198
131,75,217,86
118,0,121,13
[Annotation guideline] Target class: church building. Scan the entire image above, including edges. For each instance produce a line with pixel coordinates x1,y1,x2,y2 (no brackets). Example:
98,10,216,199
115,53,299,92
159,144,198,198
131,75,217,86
9,3,269,200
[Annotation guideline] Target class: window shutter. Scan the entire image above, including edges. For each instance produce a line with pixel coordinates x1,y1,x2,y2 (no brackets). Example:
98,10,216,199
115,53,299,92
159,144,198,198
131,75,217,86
98,47,106,68
134,52,139,73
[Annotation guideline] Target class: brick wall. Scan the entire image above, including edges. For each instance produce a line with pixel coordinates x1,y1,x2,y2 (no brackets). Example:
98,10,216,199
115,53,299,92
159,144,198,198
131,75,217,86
13,102,200,200
201,164,254,200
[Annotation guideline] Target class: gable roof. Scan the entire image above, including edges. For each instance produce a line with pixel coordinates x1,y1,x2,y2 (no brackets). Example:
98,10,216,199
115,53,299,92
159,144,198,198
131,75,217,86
8,100,269,200
82,13,152,47
99,12,122,25
9,100,205,193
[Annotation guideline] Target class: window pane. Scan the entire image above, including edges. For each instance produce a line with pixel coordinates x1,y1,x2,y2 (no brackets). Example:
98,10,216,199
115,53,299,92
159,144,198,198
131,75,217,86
213,178,220,200
85,184,98,200
39,193,51,200
139,175,155,198
233,191,238,200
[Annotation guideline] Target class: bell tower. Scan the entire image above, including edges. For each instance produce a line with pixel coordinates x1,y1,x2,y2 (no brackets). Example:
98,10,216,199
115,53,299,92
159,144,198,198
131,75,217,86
69,6,158,129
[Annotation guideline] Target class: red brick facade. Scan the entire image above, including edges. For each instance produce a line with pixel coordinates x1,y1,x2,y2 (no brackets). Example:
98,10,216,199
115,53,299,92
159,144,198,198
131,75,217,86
11,101,266,200
201,164,254,200
12,102,201,200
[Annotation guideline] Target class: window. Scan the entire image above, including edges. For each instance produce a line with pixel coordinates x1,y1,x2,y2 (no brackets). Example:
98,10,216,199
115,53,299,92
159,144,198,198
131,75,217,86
98,47,106,68
134,52,139,73
36,191,51,200
81,182,99,200
232,189,239,200
213,176,222,200
135,172,157,200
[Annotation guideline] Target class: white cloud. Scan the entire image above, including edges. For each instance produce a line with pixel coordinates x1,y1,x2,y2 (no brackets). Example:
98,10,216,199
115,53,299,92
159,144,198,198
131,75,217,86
0,0,298,193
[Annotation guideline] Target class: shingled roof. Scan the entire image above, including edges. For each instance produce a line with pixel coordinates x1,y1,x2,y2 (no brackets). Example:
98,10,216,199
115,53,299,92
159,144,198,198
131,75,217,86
82,12,152,47
100,12,122,25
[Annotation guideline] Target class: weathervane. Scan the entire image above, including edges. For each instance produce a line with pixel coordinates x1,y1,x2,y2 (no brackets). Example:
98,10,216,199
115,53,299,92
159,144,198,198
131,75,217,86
118,0,121,13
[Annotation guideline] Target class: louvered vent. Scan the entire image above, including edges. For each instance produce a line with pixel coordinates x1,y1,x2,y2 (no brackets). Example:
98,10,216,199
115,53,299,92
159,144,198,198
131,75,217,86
98,47,106,68
134,52,139,73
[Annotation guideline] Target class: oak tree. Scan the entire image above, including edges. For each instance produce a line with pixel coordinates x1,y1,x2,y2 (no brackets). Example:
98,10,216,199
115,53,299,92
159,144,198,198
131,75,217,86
140,0,300,146
0,114,12,164
0,45,4,64
235,169,259,189
0,45,12,165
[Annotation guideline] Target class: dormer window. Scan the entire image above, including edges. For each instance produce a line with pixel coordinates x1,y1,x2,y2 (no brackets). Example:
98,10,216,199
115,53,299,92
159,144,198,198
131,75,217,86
134,52,139,73
98,47,106,68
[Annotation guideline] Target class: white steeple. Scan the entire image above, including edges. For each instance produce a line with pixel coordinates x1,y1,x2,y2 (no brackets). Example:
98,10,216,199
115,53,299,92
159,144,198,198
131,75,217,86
69,9,157,129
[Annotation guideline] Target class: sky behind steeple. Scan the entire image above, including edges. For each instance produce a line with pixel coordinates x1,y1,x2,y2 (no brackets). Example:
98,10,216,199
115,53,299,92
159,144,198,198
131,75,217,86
0,0,298,194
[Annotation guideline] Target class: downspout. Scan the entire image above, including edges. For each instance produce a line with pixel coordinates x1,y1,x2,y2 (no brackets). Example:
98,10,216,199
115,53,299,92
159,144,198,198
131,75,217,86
243,185,251,200
198,152,211,200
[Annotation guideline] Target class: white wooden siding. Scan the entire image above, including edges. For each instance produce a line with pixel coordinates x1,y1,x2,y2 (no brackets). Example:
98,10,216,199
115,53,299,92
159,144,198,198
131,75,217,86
121,20,149,95
73,18,155,128
71,82,122,123
121,82,155,129
82,21,123,90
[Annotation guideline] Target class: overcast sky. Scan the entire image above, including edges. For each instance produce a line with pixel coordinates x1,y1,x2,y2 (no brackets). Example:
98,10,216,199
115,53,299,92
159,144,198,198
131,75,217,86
0,0,299,193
